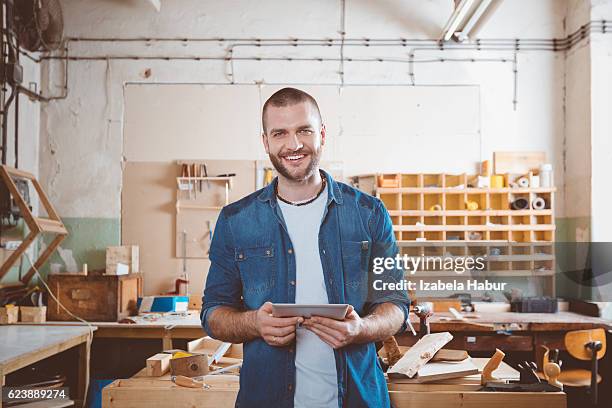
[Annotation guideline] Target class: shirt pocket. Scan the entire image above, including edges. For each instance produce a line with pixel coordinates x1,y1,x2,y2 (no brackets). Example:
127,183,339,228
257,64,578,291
235,245,276,305
341,240,371,303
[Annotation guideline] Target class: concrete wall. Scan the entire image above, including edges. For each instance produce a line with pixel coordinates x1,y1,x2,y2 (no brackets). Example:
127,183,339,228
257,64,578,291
0,55,42,283
32,0,612,296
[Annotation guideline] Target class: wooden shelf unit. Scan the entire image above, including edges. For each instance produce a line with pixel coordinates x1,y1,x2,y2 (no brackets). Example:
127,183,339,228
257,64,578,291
373,173,556,243
366,173,557,296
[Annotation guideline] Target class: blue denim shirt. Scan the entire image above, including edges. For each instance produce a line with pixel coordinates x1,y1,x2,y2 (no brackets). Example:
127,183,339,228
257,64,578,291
201,171,410,408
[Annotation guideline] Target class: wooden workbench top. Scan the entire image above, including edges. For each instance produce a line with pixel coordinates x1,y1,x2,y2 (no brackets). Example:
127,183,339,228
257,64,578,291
0,325,96,374
412,311,611,332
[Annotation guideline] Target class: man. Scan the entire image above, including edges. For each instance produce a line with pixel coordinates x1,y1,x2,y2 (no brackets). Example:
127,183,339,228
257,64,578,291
201,87,409,407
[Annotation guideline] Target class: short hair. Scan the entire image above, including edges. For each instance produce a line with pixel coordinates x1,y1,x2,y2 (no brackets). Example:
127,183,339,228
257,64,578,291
262,87,322,133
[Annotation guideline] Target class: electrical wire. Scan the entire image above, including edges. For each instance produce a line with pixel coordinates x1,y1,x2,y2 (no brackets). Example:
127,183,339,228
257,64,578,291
24,252,94,407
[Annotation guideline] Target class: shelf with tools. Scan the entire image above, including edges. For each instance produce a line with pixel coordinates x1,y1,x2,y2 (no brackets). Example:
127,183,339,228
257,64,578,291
175,161,236,259
176,176,234,212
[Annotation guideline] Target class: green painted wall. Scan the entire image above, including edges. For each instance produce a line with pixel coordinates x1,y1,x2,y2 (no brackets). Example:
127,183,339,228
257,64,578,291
42,217,121,275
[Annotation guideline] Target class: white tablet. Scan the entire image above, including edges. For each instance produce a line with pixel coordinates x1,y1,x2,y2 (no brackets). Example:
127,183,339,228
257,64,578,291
271,303,350,320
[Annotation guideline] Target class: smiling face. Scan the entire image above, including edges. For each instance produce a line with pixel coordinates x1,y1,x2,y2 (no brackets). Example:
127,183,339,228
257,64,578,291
262,101,325,182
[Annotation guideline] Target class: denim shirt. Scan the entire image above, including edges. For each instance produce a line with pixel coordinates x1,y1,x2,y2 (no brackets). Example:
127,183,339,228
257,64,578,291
201,171,410,408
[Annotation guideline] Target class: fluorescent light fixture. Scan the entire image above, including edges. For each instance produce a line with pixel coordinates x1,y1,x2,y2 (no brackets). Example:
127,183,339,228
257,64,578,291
440,0,497,42
148,0,161,12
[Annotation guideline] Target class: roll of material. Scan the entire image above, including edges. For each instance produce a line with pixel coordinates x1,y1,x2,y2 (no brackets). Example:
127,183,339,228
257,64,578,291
490,175,504,188
465,200,479,211
429,204,442,211
511,197,530,210
532,196,546,210
517,177,530,188
531,175,540,188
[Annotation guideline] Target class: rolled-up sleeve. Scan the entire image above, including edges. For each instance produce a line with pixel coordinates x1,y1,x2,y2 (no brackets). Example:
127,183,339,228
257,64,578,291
366,198,411,334
201,210,243,336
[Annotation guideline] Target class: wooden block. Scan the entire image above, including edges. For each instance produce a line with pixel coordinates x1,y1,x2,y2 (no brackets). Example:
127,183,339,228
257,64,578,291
189,294,202,310
493,151,546,175
0,305,19,323
106,245,139,274
19,306,46,323
170,354,209,377
146,353,171,377
389,358,479,384
388,332,453,379
102,377,239,408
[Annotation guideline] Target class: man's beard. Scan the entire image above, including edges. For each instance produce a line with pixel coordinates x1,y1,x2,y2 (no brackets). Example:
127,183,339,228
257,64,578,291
269,146,322,182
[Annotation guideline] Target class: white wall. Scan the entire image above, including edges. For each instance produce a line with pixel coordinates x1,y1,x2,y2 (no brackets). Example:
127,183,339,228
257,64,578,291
39,0,569,221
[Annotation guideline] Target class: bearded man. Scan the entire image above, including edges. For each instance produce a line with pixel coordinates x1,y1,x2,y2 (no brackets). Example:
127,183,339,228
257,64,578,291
201,87,409,408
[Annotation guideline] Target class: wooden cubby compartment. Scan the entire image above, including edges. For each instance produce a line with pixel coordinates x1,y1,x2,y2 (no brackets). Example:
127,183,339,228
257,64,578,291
424,193,443,211
402,193,420,210
490,193,508,210
466,193,486,211
424,216,443,225
380,193,400,211
423,174,443,188
445,193,463,211
401,174,420,187
402,216,420,225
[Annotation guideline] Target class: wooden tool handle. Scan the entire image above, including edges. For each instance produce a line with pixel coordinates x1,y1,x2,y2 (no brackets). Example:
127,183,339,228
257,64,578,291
383,336,402,367
481,348,505,385
543,362,563,390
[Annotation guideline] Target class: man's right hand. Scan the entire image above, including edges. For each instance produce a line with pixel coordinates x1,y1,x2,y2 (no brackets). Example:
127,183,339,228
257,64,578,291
255,302,303,347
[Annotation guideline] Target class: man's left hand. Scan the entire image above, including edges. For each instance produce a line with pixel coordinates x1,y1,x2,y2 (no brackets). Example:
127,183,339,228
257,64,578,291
302,305,365,349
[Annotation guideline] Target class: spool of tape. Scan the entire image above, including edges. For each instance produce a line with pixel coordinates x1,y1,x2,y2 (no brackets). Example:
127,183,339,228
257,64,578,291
511,198,530,210
517,177,530,188
490,175,504,188
532,196,546,210
466,200,479,211
429,204,442,211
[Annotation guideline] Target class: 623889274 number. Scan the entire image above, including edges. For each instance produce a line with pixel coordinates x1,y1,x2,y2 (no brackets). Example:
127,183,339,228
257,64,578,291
3,387,69,402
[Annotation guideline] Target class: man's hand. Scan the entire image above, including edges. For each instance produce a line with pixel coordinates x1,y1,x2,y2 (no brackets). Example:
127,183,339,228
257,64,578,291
301,305,365,349
255,302,303,347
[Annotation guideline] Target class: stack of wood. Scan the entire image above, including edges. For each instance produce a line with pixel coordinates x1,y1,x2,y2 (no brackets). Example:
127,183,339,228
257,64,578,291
382,333,478,384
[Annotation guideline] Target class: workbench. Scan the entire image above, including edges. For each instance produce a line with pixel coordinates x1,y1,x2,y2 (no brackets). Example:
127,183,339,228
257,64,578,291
101,358,566,408
399,311,611,369
0,325,96,408
13,312,203,350
13,311,611,358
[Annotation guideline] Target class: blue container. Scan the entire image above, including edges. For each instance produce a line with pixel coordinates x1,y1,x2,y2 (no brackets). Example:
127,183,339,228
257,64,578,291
137,296,190,312
88,379,115,408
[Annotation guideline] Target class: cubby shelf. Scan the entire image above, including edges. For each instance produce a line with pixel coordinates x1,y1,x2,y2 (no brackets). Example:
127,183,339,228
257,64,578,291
357,172,558,296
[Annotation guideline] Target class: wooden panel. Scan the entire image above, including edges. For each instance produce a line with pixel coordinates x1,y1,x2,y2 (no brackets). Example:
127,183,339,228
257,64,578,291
389,390,566,408
122,161,255,296
457,334,533,351
493,151,546,174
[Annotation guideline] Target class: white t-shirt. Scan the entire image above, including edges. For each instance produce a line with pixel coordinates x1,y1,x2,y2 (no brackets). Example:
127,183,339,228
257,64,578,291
278,188,339,408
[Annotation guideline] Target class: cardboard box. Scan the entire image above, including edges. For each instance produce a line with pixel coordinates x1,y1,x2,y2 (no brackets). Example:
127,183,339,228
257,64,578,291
20,306,47,323
106,245,139,275
0,305,19,324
